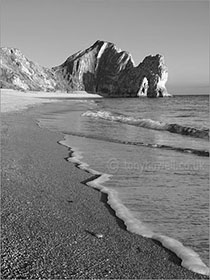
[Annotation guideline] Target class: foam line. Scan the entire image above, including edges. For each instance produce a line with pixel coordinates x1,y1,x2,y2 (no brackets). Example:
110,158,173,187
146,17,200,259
153,235,210,275
82,110,209,140
61,131,209,157
59,137,209,276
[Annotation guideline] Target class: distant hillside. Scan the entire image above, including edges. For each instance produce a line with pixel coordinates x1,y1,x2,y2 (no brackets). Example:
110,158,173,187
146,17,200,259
0,41,170,97
0,47,57,91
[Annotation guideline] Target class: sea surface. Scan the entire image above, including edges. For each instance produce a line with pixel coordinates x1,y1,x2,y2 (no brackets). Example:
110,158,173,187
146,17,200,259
39,95,209,269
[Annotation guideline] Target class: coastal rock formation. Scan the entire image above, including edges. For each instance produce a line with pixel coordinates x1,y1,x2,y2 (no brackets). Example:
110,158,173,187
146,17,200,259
137,54,169,97
0,47,57,91
53,40,170,97
0,41,170,97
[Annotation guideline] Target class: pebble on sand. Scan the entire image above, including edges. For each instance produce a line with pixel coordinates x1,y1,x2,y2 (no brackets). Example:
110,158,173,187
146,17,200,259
95,233,104,239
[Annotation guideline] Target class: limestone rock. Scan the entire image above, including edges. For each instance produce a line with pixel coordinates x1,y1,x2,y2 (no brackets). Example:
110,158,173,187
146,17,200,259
0,47,58,91
137,54,169,97
0,41,171,97
53,40,170,97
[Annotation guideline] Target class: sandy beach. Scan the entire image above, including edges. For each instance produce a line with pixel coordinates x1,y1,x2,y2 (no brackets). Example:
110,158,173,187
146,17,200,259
1,89,102,113
1,90,208,279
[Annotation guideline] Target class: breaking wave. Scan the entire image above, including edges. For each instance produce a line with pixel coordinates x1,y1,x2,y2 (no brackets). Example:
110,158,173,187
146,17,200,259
82,110,209,140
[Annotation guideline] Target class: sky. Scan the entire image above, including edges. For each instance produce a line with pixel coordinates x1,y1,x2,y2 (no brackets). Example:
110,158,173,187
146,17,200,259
1,0,209,94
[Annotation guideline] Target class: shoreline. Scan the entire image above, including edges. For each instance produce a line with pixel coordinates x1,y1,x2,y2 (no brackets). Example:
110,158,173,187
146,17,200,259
1,89,102,113
59,135,209,276
1,97,209,278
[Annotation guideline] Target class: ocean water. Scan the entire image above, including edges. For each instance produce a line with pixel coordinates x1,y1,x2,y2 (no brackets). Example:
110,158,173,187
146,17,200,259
38,95,209,273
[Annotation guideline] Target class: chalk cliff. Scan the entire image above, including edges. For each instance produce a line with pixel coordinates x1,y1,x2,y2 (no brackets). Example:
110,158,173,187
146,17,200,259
0,40,171,97
0,47,57,91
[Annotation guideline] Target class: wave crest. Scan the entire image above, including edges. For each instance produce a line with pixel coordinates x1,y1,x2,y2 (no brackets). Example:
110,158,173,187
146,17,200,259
82,110,209,140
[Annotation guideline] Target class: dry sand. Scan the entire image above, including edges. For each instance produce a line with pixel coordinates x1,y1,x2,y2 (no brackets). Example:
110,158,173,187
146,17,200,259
1,89,102,113
1,91,208,279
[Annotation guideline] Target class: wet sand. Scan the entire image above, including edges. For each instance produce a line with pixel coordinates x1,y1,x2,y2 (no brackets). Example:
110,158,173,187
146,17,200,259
1,96,208,279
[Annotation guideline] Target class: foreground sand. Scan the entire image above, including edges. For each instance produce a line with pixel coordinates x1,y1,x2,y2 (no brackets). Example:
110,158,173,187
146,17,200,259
1,95,208,279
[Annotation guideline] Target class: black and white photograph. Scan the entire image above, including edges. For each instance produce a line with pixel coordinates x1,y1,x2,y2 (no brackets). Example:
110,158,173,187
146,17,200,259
1,0,209,279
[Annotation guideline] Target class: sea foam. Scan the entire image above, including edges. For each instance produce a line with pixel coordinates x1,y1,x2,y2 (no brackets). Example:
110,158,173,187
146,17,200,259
59,136,210,276
82,110,209,140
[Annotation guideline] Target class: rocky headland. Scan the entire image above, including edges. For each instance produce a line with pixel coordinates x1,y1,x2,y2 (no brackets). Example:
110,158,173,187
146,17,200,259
0,40,171,97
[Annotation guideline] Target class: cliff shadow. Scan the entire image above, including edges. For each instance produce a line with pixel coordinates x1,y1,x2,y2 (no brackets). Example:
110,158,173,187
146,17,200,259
82,71,96,93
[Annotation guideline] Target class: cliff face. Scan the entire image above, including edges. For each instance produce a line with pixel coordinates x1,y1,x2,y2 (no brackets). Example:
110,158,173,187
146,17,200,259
53,40,170,97
0,41,170,97
0,47,58,91
137,54,169,97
